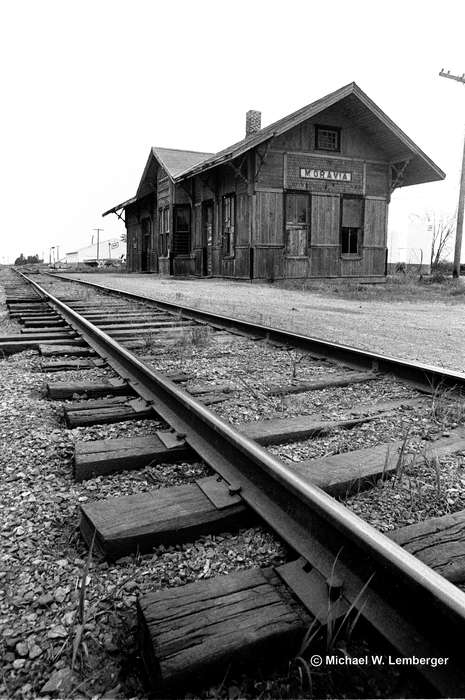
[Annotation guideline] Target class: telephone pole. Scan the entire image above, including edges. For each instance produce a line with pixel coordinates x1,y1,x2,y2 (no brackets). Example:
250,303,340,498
93,228,104,262
439,69,465,277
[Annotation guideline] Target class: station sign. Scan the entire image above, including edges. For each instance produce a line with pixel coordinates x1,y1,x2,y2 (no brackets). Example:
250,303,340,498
300,168,352,182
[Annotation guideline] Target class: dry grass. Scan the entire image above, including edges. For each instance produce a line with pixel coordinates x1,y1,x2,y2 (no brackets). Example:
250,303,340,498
277,273,465,304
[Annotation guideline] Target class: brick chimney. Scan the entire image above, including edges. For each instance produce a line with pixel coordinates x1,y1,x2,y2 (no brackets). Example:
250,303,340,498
246,110,261,136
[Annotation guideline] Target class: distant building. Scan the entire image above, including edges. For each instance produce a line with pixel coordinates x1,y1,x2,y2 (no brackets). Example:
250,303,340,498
63,237,126,264
104,82,444,281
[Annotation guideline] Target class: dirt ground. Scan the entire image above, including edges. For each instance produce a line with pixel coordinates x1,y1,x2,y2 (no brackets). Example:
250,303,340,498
59,274,465,373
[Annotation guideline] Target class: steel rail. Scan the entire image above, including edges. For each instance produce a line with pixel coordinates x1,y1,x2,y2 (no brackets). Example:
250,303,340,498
18,271,465,695
46,271,465,391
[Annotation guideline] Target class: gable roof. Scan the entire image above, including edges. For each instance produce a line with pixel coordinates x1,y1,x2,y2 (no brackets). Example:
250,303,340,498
152,147,214,179
103,82,444,216
176,82,444,187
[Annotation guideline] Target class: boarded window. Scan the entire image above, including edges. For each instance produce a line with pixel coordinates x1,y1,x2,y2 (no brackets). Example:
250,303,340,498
222,194,236,256
173,206,191,255
315,125,340,152
285,193,310,255
341,197,363,255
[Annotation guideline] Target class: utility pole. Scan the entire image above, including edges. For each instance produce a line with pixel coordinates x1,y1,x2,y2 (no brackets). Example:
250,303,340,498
93,228,104,262
439,69,465,277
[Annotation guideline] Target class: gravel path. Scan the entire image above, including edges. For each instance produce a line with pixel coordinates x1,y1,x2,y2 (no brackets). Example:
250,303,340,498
59,273,465,372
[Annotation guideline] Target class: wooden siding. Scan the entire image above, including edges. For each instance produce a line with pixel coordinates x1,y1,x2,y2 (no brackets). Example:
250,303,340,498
340,247,385,277
364,199,388,248
234,246,251,278
254,246,284,280
365,163,389,196
311,195,340,245
284,257,309,278
309,247,340,277
255,192,283,245
256,151,284,189
273,106,388,161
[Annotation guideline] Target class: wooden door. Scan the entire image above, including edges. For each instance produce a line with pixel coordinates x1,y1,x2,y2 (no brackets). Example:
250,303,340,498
285,194,310,256
141,217,152,272
202,201,214,275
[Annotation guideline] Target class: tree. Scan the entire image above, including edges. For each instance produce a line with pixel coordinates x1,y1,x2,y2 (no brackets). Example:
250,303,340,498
428,212,455,270
14,253,41,265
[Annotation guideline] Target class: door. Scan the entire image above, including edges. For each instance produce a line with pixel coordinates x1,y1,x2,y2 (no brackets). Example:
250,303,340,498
141,217,152,272
202,200,214,275
285,193,310,256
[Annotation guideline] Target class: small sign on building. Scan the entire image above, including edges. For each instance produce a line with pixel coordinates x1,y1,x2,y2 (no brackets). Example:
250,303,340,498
300,168,352,182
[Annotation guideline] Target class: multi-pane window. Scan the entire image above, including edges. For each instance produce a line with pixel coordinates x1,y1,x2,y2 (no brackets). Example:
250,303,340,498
173,206,191,255
341,197,363,255
158,206,169,257
315,125,340,152
222,194,236,256
285,193,310,255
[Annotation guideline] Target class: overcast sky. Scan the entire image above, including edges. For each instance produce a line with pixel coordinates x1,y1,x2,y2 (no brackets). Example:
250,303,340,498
1,0,465,264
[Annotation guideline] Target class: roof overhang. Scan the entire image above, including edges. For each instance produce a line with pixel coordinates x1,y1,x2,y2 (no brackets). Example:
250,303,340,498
176,82,445,188
102,196,137,217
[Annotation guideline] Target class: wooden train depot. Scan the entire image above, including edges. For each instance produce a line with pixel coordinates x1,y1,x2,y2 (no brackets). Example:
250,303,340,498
103,82,445,281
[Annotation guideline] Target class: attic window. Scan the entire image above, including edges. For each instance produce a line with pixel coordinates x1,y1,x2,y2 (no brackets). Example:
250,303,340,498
315,125,340,152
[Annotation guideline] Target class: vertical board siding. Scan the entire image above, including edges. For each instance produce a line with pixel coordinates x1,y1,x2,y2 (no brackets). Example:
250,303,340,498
255,192,283,245
236,193,250,245
365,163,389,196
309,247,341,277
254,248,284,279
364,199,387,247
284,257,309,278
311,195,340,245
234,246,251,278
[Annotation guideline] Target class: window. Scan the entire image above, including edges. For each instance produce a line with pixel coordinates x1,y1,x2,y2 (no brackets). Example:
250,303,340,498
158,206,169,257
285,193,310,255
173,205,191,255
341,197,363,256
222,194,236,256
315,125,340,152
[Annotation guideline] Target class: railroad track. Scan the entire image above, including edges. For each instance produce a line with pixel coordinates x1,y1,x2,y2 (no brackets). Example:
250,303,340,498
3,267,465,697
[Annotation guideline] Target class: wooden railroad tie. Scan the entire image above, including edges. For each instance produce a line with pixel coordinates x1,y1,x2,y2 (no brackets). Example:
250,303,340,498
39,344,96,357
41,358,106,373
267,370,379,396
0,338,82,355
389,509,465,583
81,475,250,558
46,372,188,400
64,396,154,427
75,432,192,480
138,566,311,693
47,378,134,400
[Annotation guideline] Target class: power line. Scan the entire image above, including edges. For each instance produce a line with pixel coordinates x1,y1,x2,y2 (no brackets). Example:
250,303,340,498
439,68,465,278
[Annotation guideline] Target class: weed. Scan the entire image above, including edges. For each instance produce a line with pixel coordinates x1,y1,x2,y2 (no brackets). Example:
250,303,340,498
430,383,465,427
289,552,375,694
71,530,95,671
285,349,307,380
140,332,159,353
392,427,412,484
